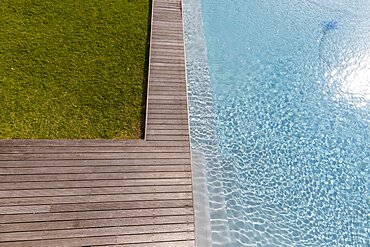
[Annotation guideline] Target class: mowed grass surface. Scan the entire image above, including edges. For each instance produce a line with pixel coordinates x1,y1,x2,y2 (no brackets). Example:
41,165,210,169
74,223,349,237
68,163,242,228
0,0,150,139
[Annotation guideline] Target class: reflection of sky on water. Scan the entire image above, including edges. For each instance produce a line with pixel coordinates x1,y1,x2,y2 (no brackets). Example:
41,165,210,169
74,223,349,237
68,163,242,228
318,16,370,109
330,51,370,107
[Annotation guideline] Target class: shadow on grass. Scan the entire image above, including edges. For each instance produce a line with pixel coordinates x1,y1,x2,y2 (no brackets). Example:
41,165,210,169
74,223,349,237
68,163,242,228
140,0,153,139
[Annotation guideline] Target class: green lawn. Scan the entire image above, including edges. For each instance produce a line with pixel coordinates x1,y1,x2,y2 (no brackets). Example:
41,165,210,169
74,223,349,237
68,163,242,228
0,0,150,139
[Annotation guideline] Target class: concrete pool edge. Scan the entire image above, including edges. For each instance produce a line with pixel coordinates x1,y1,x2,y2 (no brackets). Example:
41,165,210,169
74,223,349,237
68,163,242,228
183,0,232,246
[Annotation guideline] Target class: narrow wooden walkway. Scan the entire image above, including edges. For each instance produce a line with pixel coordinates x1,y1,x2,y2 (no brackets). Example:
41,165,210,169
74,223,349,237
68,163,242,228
0,0,195,246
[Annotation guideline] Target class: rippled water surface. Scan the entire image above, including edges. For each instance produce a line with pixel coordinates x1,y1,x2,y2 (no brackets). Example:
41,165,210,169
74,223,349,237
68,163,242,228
186,0,370,246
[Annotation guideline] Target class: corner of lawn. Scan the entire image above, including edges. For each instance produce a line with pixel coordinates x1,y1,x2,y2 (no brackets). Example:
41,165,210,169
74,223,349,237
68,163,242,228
0,0,151,139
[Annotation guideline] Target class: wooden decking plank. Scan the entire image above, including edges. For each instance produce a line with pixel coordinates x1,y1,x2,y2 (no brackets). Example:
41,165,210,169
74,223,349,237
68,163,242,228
150,42,184,46
0,171,191,183
150,59,184,65
0,165,190,175
153,17,183,22
0,185,192,198
0,236,118,247
152,36,182,40
152,32,184,36
149,92,187,97
148,97,187,101
149,87,187,92
0,216,194,233
146,135,190,141
154,7,181,12
0,237,195,247
0,140,189,147
150,46,184,52
151,37,183,42
98,240,195,247
147,119,188,125
153,20,183,26
150,65,185,71
117,232,195,244
150,62,184,66
153,9,182,13
150,72,186,77
0,178,192,190
0,232,195,247
148,109,188,114
149,84,186,89
148,125,189,130
151,23,183,28
0,158,191,168
153,13,182,17
0,199,193,215
49,200,193,214
148,104,188,110
153,17,183,21
149,78,186,82
147,130,189,136
0,146,190,154
148,96,187,101
154,3,181,8
150,49,185,54
149,89,186,95
150,72,185,77
0,193,193,207
151,60,185,65
153,10,182,15
151,36,184,41
154,8,181,12
147,114,188,119
150,41,185,46
0,205,51,215
152,28,183,32
149,80,186,85
150,32,183,38
151,30,183,36
0,152,190,161
148,101,187,106
151,63,186,68
0,139,145,147
0,207,193,224
150,74,185,79
149,69,185,74
152,50,184,56
149,69,186,75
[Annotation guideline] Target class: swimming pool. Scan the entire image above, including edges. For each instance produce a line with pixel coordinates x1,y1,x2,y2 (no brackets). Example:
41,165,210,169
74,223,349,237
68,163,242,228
183,0,370,246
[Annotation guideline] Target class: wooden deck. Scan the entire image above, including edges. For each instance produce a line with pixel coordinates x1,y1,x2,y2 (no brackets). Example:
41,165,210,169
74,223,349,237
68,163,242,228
0,0,195,246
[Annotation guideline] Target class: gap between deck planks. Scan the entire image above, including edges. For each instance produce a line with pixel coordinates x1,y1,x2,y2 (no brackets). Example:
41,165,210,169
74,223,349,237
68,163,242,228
0,0,195,246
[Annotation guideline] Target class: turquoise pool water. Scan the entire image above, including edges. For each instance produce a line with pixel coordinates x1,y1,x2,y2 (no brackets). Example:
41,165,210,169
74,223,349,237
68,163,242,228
184,0,369,246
